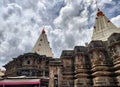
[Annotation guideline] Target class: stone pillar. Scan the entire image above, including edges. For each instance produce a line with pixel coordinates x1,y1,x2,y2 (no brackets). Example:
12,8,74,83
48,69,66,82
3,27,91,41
49,69,54,87
88,41,116,86
110,44,120,86
49,60,62,87
74,53,92,87
57,68,62,87
90,50,115,86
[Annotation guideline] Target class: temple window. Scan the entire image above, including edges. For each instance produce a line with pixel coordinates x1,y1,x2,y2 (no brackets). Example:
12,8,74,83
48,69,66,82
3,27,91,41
40,71,43,76
77,49,80,52
110,39,115,45
117,37,120,41
26,60,31,64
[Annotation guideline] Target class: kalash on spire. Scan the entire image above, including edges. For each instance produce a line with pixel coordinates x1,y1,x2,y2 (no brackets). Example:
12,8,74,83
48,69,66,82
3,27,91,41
32,28,53,58
92,2,120,41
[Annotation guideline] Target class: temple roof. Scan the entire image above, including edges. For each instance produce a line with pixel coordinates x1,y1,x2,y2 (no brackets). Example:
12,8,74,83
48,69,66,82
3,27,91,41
31,28,53,58
92,9,120,41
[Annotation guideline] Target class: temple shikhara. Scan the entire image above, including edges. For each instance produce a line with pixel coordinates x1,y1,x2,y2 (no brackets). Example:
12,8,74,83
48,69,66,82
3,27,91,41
0,7,120,87
32,29,53,58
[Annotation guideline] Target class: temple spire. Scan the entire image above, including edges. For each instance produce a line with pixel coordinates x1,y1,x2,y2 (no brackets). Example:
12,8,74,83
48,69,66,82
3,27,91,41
92,4,120,41
42,28,45,34
32,28,53,58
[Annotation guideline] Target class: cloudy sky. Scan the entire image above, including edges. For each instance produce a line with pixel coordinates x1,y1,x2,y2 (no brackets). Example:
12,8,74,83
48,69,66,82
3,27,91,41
0,0,120,69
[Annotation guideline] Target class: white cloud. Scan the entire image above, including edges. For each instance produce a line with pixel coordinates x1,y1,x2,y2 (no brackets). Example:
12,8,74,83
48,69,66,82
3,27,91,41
111,15,120,27
52,0,96,57
0,0,120,70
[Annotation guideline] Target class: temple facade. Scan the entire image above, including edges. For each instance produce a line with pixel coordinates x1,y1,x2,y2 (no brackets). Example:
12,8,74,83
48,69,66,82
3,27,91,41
3,9,120,87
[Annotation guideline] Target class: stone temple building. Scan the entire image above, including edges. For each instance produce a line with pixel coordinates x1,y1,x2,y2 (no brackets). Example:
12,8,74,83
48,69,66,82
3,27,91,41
3,8,120,87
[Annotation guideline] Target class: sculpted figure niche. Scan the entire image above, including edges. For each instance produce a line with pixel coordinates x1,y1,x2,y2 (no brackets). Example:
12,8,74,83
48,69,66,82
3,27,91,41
91,50,106,66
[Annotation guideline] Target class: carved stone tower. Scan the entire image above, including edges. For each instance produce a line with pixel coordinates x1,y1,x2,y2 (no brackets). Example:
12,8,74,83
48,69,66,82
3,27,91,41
108,33,120,86
32,29,53,57
92,9,120,41
88,41,116,86
74,46,92,87
60,50,74,87
49,58,62,87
